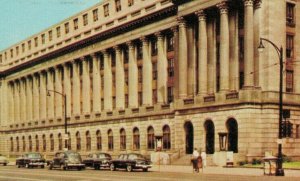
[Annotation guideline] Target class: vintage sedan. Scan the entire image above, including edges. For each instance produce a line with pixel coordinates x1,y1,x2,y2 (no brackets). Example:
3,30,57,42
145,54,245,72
110,153,151,172
16,152,45,168
0,155,9,166
48,151,85,170
83,153,112,170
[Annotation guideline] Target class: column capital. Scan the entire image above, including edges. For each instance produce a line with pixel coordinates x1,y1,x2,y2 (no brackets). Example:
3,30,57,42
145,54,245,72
90,53,98,59
101,49,109,57
195,10,206,21
217,1,229,14
113,45,121,53
254,0,262,9
154,32,163,40
244,0,254,7
171,26,178,35
177,16,187,27
140,36,148,43
126,41,134,50
78,56,85,61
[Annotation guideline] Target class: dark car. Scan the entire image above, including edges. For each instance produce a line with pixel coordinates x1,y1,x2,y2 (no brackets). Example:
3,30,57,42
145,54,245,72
48,151,85,170
110,153,151,172
83,153,112,170
16,152,45,168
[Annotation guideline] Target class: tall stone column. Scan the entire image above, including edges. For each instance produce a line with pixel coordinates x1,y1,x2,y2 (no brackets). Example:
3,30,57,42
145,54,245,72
47,69,55,119
254,0,263,88
33,74,40,121
115,46,125,109
128,42,138,108
14,81,20,124
207,19,217,94
196,10,208,95
92,54,101,113
63,63,72,117
9,83,15,124
55,66,63,118
171,27,179,99
217,2,230,92
103,50,113,111
26,76,33,122
82,57,91,114
229,11,239,91
244,0,254,88
156,32,168,103
141,37,152,105
20,79,27,123
177,17,188,98
72,60,81,116
40,71,47,121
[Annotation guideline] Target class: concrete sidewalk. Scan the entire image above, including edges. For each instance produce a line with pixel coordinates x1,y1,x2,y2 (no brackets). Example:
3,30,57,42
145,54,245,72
151,165,300,177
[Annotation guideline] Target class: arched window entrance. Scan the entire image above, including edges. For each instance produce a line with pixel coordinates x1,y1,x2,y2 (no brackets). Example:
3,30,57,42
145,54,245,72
204,120,215,154
184,121,194,154
226,118,238,153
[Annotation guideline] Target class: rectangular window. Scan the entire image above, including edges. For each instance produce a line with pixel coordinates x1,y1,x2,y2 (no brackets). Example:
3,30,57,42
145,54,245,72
34,37,38,47
115,0,121,12
56,26,61,37
4,52,7,60
49,30,53,41
151,40,157,56
65,23,69,34
168,58,174,78
138,92,142,106
16,46,19,56
74,18,79,30
138,66,142,84
296,125,300,138
152,63,157,80
125,94,129,108
286,70,294,92
128,0,134,6
93,9,98,22
22,43,25,52
0,55,2,62
286,34,294,59
41,34,45,44
104,4,109,17
124,48,129,63
167,35,174,52
286,3,295,26
167,87,173,103
137,43,143,59
83,14,88,26
125,69,129,86
153,89,157,104
10,49,13,58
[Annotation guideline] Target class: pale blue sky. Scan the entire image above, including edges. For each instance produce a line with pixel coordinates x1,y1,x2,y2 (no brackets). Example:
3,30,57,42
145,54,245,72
0,0,101,51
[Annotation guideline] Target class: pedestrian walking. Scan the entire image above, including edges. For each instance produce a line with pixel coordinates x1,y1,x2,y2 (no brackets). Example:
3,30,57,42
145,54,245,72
191,148,200,173
201,151,207,168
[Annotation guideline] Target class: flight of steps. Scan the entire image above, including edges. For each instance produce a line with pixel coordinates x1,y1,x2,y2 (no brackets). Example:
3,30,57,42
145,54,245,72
171,154,215,166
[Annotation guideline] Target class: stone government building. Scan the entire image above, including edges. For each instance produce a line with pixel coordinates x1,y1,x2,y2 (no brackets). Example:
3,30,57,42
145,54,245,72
0,0,300,164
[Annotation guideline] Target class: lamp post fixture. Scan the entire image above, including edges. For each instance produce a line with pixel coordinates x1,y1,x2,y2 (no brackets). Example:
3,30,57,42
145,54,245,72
47,90,68,151
258,37,284,176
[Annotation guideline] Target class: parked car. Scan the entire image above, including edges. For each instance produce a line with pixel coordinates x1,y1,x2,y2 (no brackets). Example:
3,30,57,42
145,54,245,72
83,153,112,170
48,151,85,170
110,153,152,172
16,152,45,168
0,155,8,166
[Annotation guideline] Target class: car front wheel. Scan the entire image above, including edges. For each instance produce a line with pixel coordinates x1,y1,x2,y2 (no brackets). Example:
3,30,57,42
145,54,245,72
143,168,148,172
126,165,132,172
110,164,115,171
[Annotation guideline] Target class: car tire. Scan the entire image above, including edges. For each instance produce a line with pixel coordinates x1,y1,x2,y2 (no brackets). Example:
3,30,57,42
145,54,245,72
143,168,148,172
49,164,53,170
3,163,7,166
110,164,115,171
94,165,100,170
41,165,45,169
17,164,21,168
77,167,82,171
126,165,132,172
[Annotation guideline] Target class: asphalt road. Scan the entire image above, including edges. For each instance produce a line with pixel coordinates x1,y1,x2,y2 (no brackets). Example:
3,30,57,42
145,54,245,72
0,166,299,181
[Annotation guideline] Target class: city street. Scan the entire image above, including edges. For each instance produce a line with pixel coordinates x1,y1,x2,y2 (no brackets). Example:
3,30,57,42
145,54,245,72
0,166,299,181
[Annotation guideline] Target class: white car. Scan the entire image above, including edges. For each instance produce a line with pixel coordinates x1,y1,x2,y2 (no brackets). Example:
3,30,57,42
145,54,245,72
0,155,8,166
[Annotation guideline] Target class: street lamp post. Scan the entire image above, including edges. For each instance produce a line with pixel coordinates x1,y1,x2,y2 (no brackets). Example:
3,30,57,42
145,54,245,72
47,90,68,151
258,37,284,176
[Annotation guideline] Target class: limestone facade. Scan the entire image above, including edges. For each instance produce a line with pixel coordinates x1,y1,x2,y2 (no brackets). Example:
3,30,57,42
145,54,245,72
1,0,300,163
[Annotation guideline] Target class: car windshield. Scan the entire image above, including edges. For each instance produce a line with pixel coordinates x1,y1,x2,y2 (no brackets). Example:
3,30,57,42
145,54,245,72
27,153,42,159
128,154,144,160
98,154,111,159
67,152,81,159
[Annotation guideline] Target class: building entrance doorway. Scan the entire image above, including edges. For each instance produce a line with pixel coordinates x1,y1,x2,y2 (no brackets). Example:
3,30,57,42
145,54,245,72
184,121,194,154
